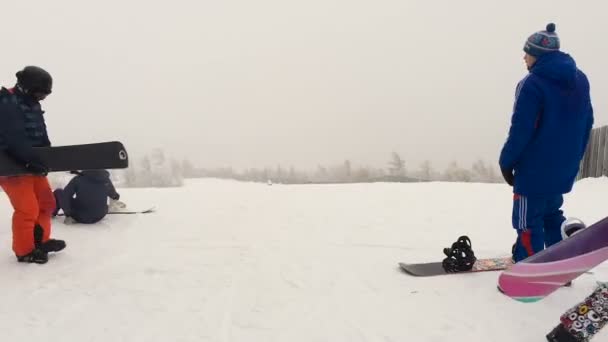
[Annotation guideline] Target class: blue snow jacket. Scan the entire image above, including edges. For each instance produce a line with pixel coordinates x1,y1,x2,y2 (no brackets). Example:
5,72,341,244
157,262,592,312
62,170,120,223
0,87,51,164
499,51,594,197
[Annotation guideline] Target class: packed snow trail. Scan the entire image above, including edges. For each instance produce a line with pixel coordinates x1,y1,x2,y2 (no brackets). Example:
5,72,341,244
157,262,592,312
0,178,606,341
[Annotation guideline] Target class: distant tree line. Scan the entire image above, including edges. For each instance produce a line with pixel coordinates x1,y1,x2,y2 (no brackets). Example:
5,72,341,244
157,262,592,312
176,152,504,185
110,148,184,188
98,123,608,188
43,151,503,190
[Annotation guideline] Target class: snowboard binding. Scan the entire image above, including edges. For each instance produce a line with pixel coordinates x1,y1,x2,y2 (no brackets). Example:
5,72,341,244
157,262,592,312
442,235,477,273
561,217,587,240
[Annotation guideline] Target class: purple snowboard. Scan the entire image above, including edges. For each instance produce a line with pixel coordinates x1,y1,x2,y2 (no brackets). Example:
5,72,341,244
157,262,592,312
498,216,608,302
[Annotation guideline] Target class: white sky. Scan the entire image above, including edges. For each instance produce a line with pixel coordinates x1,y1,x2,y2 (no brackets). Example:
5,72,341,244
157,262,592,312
2,0,606,172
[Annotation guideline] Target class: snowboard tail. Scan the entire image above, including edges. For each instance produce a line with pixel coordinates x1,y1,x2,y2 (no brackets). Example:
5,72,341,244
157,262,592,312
0,141,128,176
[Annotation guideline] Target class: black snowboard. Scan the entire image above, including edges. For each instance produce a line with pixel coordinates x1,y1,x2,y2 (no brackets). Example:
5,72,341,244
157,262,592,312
0,141,128,176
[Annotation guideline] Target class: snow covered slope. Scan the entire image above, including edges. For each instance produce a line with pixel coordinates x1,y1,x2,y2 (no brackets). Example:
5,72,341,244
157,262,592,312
0,177,607,341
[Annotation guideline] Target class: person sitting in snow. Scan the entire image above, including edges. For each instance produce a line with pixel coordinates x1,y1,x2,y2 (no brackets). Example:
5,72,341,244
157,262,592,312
53,170,126,224
499,23,594,263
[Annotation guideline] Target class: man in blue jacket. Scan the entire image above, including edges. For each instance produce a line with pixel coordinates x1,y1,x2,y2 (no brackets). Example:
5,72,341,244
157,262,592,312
499,23,594,263
53,170,125,224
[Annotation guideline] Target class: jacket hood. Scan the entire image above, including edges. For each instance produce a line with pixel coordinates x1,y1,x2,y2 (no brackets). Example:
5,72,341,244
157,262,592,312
79,169,111,182
530,51,578,89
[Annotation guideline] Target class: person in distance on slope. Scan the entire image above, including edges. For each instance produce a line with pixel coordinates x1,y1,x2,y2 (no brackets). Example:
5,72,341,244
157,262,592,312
498,23,593,263
53,170,125,224
0,66,66,264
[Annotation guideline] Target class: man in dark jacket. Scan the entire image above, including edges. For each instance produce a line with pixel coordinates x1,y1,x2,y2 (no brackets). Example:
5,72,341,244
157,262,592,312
53,170,124,224
0,66,66,264
499,23,594,263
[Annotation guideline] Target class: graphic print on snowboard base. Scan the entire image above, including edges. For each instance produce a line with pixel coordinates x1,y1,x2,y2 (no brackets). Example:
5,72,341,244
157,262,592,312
0,141,128,177
399,257,514,277
498,215,608,303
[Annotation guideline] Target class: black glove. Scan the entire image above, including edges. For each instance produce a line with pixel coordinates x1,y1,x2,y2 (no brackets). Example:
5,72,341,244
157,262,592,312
25,160,49,176
501,168,514,186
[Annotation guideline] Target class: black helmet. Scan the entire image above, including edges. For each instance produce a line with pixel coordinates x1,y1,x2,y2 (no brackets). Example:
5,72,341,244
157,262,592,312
16,66,52,95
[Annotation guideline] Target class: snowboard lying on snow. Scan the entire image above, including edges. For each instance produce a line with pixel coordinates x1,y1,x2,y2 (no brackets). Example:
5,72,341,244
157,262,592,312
399,235,514,277
56,206,156,216
107,206,156,214
399,257,513,277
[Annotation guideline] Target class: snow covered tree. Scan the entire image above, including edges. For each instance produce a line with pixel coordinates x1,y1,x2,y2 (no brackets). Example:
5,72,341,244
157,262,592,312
122,148,184,188
181,159,196,178
388,152,406,176
418,160,437,181
343,160,352,179
442,161,472,182
469,159,502,183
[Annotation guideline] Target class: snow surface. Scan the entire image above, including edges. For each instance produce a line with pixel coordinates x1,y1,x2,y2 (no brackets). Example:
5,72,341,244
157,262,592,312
1,177,608,342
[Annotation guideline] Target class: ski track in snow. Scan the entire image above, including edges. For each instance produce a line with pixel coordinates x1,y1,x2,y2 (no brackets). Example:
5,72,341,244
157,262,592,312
0,178,606,341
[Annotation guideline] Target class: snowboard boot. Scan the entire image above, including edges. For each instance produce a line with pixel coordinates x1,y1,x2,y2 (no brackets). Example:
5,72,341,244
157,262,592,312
31,224,66,258
16,248,48,264
558,218,587,288
442,235,477,272
40,239,66,254
109,199,127,212
547,282,608,341
561,217,587,239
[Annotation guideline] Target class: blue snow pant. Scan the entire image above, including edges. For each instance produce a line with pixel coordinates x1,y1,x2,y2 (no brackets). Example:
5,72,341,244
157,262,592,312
511,193,566,262
53,189,106,224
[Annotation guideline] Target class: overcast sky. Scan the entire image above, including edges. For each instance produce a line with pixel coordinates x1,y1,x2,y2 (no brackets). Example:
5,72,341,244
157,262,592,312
2,0,606,172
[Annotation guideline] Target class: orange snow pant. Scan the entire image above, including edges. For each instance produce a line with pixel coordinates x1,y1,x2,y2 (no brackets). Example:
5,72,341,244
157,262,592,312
0,175,55,257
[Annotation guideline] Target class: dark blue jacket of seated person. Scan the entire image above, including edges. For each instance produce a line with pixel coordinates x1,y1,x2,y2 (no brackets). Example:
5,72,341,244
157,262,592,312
54,170,120,223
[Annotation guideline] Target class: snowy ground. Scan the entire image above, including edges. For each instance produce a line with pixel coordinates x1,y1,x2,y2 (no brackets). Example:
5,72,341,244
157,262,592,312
0,177,607,342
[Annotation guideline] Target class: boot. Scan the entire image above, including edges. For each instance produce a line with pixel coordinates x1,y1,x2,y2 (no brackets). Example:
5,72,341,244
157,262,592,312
40,239,66,253
16,249,48,264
